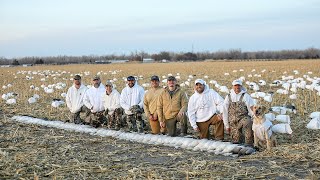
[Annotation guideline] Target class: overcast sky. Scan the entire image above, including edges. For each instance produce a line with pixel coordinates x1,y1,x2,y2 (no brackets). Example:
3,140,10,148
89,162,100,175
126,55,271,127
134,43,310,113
1,0,320,58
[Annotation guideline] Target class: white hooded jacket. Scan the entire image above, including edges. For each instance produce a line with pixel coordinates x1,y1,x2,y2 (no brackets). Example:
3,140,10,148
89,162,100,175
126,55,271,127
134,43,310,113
223,88,255,129
188,84,224,129
83,84,105,113
66,84,88,113
120,83,145,115
102,88,121,115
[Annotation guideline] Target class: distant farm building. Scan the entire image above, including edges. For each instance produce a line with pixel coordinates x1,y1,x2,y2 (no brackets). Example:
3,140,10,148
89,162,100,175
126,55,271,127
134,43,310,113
94,60,111,64
22,64,33,67
143,58,155,63
0,65,13,68
109,60,129,64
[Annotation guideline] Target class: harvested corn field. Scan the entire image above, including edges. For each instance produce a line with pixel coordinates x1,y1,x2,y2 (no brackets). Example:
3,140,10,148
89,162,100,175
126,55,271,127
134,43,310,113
1,60,320,179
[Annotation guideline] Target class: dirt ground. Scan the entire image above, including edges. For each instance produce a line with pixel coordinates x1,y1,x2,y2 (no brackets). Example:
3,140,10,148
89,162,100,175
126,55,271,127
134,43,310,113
1,60,320,179
1,113,319,180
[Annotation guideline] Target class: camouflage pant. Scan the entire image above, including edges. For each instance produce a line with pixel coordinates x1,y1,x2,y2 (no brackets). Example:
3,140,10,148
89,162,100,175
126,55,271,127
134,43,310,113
164,114,188,137
126,113,144,133
106,108,123,130
85,111,106,128
230,116,253,146
70,105,90,124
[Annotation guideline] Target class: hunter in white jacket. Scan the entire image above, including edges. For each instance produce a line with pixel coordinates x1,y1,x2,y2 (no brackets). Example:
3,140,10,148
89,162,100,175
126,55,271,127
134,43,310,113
66,83,88,113
83,77,106,113
66,75,89,124
103,87,121,115
187,79,225,139
120,76,145,132
120,82,145,115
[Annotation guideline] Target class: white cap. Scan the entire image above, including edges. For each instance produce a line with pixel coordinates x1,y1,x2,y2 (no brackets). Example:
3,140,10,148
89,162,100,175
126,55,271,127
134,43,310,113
195,79,206,85
232,79,242,86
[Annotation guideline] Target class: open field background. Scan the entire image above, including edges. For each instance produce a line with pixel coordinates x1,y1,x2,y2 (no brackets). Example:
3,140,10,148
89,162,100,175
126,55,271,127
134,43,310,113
1,60,320,179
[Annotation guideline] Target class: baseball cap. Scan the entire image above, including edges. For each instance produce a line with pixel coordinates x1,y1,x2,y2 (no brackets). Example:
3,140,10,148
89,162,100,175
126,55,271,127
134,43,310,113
127,76,135,81
73,75,81,80
105,80,113,87
92,75,100,81
151,75,160,81
167,76,176,81
232,79,243,86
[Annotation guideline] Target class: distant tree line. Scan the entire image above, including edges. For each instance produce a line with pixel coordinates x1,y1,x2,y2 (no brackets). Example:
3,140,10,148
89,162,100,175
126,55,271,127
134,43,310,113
0,48,319,65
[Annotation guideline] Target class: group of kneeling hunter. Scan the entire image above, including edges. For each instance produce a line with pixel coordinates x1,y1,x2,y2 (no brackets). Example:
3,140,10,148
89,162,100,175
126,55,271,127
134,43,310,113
66,74,255,147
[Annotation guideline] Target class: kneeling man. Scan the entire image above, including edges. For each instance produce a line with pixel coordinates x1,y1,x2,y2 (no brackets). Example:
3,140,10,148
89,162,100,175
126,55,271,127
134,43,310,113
188,79,224,140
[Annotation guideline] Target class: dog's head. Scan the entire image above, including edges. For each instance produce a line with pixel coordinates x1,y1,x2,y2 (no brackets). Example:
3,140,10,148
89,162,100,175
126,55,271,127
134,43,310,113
253,105,267,125
253,105,267,117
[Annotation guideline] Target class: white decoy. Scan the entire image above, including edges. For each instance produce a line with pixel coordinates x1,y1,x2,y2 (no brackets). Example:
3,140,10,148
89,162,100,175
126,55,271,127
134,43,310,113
33,94,40,99
309,112,320,119
275,115,291,124
2,94,8,100
219,86,229,93
45,89,54,94
51,100,65,107
253,84,260,91
270,106,287,114
263,95,272,102
289,94,297,100
259,80,266,86
28,97,37,104
6,98,16,104
250,92,259,98
290,87,297,93
271,124,293,134
265,113,276,121
257,92,266,98
11,116,255,156
306,117,320,129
